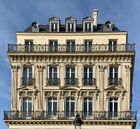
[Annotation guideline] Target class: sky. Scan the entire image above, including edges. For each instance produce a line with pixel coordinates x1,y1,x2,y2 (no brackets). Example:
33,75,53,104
0,0,140,129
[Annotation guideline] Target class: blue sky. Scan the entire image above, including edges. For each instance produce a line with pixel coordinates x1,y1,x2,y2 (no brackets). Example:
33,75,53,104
0,0,140,129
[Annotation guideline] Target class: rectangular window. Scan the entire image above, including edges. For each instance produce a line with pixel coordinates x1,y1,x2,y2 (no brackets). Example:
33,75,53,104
109,98,118,117
51,23,58,32
109,40,117,51
22,97,32,118
65,97,75,117
83,66,93,85
68,23,74,32
25,40,33,52
109,67,118,79
49,40,58,52
23,66,32,85
84,40,92,52
48,98,57,117
65,67,75,85
109,66,119,85
66,40,75,52
48,67,58,85
83,97,93,116
85,22,92,32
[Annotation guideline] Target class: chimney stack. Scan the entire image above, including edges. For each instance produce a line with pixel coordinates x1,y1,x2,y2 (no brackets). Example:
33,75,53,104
92,9,98,27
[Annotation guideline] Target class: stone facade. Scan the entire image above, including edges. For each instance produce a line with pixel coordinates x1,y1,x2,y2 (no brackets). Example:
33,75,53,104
4,9,136,129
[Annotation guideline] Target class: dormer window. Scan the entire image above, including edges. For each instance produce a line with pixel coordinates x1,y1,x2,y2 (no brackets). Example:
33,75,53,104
68,23,74,32
83,17,93,32
51,23,58,32
49,17,60,32
66,17,76,32
85,22,92,32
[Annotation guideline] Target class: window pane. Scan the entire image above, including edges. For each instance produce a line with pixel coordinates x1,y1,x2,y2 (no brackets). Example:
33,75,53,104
89,102,92,112
109,67,113,78
114,67,118,78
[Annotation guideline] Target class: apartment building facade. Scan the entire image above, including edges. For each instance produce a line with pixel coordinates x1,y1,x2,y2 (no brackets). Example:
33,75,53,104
4,9,137,129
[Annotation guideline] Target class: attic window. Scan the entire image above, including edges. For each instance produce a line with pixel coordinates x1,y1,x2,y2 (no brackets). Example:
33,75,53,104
51,23,58,32
68,23,74,32
85,22,92,32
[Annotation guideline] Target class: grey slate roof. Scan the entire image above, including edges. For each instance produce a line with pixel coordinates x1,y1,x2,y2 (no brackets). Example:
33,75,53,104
24,23,120,32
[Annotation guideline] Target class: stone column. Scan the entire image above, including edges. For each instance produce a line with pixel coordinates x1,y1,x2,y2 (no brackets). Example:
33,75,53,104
98,65,106,111
37,65,44,111
78,64,83,87
125,65,131,111
11,65,18,111
60,63,65,87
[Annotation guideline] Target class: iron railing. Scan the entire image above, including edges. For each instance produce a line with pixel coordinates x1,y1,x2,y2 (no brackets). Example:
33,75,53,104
83,78,96,86
4,111,137,120
21,78,35,85
65,78,78,86
46,78,60,86
108,78,122,85
8,44,135,53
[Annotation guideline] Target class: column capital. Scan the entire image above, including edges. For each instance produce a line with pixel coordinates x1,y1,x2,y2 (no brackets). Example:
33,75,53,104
98,65,107,72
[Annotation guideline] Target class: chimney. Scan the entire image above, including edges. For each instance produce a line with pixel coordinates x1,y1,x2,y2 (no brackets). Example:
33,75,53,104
92,9,98,26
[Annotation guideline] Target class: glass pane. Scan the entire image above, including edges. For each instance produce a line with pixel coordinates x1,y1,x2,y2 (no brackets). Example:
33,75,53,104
53,102,57,114
48,102,52,113
109,67,113,78
109,101,113,112
114,102,118,112
114,67,118,78
84,101,87,113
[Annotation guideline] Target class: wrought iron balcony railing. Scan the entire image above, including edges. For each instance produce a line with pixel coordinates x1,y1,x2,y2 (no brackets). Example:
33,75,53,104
4,111,137,120
21,77,35,85
83,78,96,86
108,78,122,85
65,78,78,86
8,44,135,53
46,78,60,86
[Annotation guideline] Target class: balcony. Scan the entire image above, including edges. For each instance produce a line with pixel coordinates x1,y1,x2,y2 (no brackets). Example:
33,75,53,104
21,78,35,85
65,78,78,86
108,78,122,86
8,44,135,53
83,78,96,86
4,111,137,120
46,78,60,86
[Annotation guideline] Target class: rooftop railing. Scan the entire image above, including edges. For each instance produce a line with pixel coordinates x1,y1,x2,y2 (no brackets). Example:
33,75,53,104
8,44,135,53
4,111,137,120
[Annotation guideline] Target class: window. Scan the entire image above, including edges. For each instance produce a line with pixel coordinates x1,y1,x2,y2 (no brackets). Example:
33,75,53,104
68,23,74,32
48,67,59,85
22,97,32,118
83,66,93,85
109,40,117,51
51,23,58,32
25,40,33,52
109,67,118,79
48,98,57,117
65,67,75,85
22,66,32,85
66,40,75,52
83,97,93,116
84,40,92,52
109,98,118,117
85,22,92,32
49,40,58,52
65,97,75,117
109,66,119,85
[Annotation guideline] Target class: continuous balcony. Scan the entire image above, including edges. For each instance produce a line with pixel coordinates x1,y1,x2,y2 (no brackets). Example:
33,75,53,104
4,111,137,120
83,78,96,86
108,78,122,86
8,44,135,53
46,78,60,86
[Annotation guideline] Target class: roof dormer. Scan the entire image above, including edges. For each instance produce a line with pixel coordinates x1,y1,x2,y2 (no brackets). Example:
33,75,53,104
49,17,60,32
31,22,39,32
83,17,93,32
103,21,113,31
65,17,77,32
